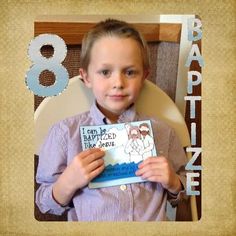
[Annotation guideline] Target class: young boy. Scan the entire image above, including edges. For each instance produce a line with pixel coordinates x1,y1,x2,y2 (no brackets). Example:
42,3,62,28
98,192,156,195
36,19,188,221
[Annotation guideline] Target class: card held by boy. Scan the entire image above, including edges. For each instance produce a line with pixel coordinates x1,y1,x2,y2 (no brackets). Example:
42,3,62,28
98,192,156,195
80,120,157,188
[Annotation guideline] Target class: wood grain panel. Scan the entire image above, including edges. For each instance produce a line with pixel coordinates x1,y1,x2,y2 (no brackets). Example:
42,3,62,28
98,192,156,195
159,23,181,42
34,22,181,44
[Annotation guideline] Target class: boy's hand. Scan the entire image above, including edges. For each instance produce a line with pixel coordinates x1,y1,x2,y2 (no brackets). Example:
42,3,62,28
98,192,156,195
52,148,105,206
135,156,182,194
68,148,105,189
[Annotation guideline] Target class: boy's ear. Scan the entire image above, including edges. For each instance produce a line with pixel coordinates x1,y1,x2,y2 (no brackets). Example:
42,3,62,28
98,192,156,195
79,68,92,88
143,69,150,80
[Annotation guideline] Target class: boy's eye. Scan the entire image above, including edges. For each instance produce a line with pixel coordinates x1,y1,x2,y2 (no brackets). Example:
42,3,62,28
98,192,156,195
99,70,111,77
125,69,136,77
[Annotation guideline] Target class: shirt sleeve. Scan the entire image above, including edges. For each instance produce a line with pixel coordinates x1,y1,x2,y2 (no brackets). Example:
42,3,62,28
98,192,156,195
35,123,71,215
166,128,189,207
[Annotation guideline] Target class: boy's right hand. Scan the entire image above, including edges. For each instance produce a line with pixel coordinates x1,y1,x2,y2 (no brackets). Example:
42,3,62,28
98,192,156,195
69,148,105,189
52,148,105,206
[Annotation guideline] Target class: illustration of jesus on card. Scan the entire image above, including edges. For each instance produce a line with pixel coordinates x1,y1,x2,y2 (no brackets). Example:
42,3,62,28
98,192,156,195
124,125,144,163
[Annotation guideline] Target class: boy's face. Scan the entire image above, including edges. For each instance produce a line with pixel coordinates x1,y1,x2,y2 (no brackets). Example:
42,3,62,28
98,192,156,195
81,36,147,122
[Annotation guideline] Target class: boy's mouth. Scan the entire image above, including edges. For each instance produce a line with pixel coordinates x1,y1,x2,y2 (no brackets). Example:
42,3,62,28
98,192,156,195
108,94,128,100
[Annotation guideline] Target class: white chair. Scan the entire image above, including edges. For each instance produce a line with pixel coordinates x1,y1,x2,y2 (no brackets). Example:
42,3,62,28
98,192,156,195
34,75,198,221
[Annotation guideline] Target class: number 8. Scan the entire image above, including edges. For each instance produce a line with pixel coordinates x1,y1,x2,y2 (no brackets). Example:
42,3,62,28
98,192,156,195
26,34,69,97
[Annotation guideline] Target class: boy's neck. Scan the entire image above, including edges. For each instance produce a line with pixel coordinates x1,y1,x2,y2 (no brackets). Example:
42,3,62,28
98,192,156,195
96,102,119,124
96,102,135,124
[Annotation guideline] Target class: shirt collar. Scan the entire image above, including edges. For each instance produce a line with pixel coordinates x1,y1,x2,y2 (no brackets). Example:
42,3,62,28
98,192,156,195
90,101,138,125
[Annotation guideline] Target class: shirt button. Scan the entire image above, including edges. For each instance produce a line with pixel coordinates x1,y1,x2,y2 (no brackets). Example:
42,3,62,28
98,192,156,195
120,185,127,191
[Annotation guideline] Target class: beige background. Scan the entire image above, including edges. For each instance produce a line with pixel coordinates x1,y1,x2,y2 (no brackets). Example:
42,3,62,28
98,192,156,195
0,0,235,235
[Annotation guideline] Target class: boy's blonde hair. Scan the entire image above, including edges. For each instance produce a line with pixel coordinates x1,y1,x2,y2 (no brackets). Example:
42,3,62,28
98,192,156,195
80,19,150,71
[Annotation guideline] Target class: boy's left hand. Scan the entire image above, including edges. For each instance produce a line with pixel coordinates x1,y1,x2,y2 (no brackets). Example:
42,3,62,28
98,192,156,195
135,156,182,194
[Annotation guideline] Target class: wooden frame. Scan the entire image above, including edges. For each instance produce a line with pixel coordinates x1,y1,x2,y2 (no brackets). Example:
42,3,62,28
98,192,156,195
34,22,181,44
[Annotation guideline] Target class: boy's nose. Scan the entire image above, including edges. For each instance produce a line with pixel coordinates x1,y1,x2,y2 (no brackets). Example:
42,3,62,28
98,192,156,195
113,73,125,89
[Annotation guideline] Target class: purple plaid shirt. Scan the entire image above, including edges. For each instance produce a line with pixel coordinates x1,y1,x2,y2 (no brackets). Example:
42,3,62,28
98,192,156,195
36,103,188,221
